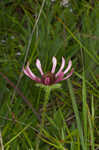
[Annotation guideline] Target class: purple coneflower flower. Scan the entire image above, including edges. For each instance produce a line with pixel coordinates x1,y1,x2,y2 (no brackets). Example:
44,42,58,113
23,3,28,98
23,57,74,86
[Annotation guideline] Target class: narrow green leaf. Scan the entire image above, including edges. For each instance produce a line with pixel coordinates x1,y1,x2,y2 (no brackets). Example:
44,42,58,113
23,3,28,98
67,79,86,150
82,71,88,149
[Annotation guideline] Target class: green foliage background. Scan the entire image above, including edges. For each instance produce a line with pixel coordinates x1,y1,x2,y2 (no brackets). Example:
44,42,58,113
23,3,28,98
0,0,99,149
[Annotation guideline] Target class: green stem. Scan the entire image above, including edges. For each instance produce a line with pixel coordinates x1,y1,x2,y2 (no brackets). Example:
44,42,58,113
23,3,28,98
40,87,51,134
35,83,61,150
36,87,51,150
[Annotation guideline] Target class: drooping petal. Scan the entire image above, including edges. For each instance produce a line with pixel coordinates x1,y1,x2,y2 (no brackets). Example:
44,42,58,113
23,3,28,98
55,72,64,83
63,60,72,74
55,57,65,77
23,63,35,79
62,68,74,80
51,56,57,73
36,59,44,75
23,62,41,83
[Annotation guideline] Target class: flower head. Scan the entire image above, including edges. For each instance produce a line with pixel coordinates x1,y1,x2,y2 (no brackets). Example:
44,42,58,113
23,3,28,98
23,57,74,86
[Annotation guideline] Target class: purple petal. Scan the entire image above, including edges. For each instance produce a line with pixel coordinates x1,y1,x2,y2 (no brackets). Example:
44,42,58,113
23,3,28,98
55,57,65,77
51,56,57,73
23,62,41,83
36,59,44,75
63,60,72,74
62,68,74,80
55,72,64,83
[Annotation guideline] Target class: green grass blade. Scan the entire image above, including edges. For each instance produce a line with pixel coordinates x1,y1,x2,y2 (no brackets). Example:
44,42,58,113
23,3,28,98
82,71,88,149
88,105,95,150
4,123,31,147
67,79,86,150
56,17,99,65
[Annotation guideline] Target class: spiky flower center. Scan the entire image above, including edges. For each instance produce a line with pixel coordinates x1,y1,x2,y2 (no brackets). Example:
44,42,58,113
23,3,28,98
41,72,56,85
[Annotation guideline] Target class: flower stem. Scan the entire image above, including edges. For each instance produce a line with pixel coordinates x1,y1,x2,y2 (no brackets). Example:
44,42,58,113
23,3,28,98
35,83,61,150
36,86,51,150
40,86,51,133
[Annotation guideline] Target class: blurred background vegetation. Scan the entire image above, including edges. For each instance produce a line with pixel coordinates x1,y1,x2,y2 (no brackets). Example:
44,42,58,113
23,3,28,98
0,0,99,149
